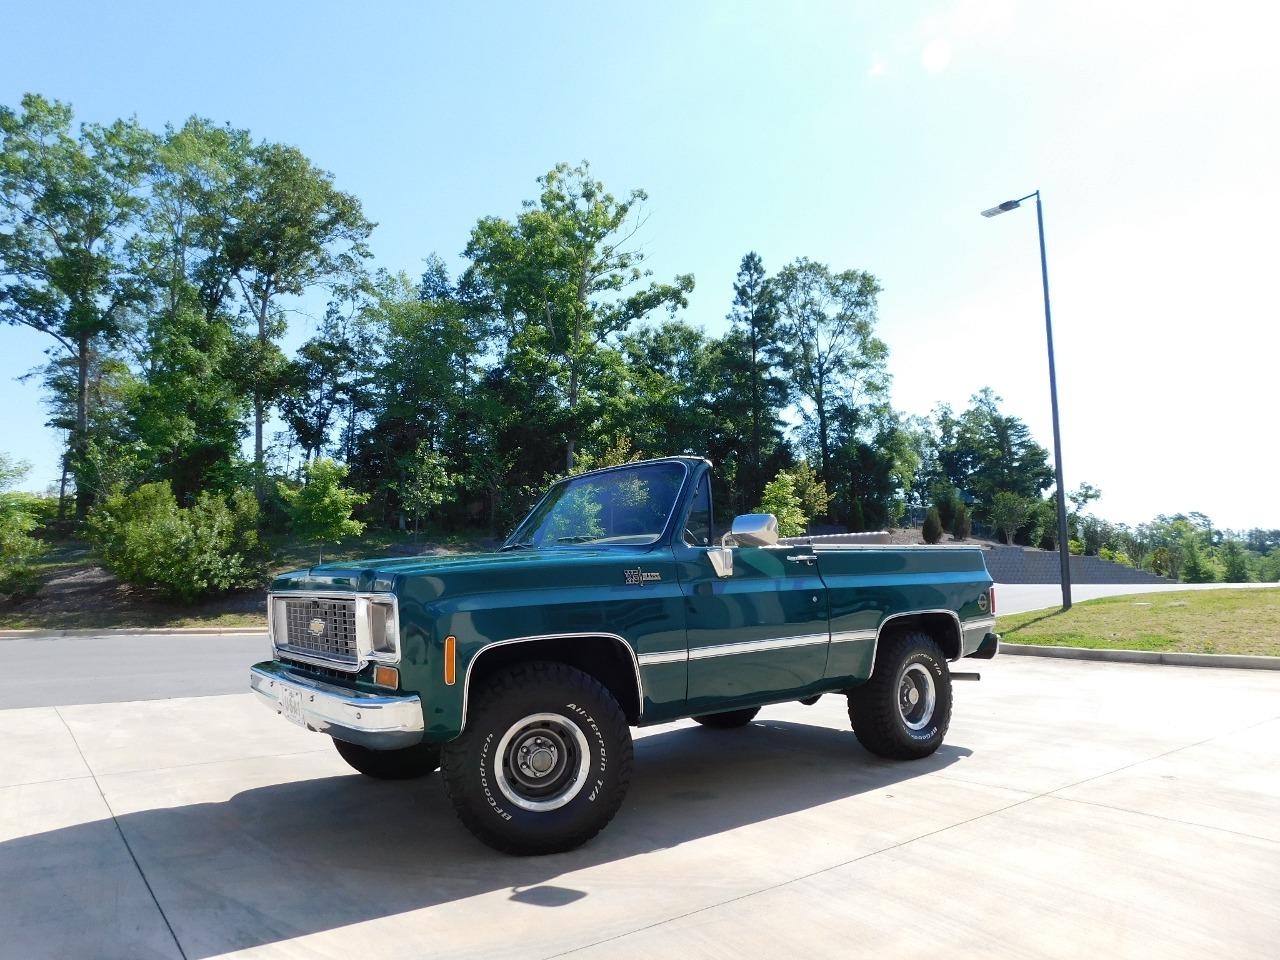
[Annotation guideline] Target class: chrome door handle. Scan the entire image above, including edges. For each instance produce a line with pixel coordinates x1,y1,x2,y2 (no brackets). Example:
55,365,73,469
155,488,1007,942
787,554,818,563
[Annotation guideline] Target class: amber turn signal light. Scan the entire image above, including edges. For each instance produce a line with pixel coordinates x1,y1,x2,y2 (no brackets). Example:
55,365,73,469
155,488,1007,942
373,665,399,688
444,635,457,685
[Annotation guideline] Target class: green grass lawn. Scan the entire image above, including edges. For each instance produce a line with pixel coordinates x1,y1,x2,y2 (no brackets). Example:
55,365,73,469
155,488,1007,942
997,588,1280,657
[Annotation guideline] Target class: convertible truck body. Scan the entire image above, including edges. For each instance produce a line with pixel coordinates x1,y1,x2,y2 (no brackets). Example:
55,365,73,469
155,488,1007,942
251,456,998,853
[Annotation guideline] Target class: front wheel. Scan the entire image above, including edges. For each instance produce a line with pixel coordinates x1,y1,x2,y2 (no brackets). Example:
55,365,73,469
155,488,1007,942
333,737,441,779
847,631,952,760
441,661,633,855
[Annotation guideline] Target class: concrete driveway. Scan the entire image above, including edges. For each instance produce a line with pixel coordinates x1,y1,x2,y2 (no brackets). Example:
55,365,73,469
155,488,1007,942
3,656,1278,959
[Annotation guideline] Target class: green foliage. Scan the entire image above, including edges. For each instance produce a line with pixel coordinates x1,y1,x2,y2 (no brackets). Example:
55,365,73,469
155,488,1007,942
922,506,943,544
1,454,48,596
1181,537,1215,583
0,94,155,518
1068,538,1084,555
785,462,831,523
278,458,368,563
991,492,1033,546
756,471,807,538
394,443,456,537
933,486,959,532
87,481,266,600
1220,540,1251,583
951,503,971,540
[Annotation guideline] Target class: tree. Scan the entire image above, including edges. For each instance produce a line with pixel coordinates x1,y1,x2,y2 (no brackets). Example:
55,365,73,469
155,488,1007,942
0,453,47,595
394,443,455,542
223,142,373,491
278,458,367,563
922,506,943,544
755,470,806,537
1181,536,1214,583
1220,539,1251,583
990,492,1032,545
785,461,831,524
0,94,154,517
465,162,694,472
725,252,787,504
951,503,971,541
773,258,886,489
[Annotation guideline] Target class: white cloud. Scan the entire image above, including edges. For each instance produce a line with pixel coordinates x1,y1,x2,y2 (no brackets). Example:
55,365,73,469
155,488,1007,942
868,59,888,78
921,38,952,72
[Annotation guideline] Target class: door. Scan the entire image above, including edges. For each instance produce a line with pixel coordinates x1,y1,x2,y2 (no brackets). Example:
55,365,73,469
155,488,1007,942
673,474,830,714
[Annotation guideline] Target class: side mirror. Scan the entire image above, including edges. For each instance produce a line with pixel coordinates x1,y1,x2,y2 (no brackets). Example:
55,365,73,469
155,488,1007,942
729,513,779,547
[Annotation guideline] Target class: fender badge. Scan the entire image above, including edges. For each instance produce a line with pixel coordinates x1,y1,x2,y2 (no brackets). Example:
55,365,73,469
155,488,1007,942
624,569,662,585
977,593,989,613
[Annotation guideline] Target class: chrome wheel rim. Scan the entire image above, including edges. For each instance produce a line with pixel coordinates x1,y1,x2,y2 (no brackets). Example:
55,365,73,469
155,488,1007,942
898,664,936,731
494,712,591,812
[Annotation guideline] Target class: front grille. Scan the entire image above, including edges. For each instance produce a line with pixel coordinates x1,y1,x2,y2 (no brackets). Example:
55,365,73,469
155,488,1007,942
279,597,358,665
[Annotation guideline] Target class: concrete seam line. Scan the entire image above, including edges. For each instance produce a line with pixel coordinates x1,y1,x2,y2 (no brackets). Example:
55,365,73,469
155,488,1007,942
540,711,1280,960
1000,643,1280,670
52,706,188,960
1055,795,1280,846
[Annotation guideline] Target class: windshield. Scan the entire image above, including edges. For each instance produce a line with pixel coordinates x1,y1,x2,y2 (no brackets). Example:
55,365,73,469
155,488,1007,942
503,461,688,549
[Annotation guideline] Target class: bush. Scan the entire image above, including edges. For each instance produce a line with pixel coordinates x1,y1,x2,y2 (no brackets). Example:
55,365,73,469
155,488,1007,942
951,503,971,540
1068,538,1084,556
933,488,958,532
87,482,267,601
755,471,807,538
922,506,943,544
1,455,48,599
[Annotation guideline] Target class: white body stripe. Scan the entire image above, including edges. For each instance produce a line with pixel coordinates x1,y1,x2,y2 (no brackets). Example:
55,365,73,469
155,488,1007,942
687,633,830,661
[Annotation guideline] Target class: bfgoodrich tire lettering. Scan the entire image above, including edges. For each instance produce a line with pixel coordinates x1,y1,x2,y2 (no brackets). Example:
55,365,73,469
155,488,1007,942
442,661,633,855
847,630,952,760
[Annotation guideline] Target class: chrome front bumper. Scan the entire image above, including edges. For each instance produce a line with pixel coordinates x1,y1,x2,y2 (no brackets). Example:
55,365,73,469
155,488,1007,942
249,662,425,750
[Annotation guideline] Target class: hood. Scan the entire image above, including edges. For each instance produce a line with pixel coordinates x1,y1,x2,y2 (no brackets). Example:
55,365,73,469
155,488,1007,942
269,545,668,596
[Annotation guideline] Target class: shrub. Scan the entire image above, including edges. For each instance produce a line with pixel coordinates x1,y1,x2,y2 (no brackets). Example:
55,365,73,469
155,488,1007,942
755,470,807,538
1068,538,1084,556
1,455,48,599
951,503,971,540
279,458,369,563
87,482,267,601
922,506,943,544
933,488,958,532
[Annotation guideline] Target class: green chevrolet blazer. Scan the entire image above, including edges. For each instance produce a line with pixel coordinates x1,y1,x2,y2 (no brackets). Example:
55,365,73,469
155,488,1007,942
251,456,999,854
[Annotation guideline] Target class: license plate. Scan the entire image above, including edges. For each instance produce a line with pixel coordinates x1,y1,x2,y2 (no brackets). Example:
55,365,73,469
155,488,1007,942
279,686,306,727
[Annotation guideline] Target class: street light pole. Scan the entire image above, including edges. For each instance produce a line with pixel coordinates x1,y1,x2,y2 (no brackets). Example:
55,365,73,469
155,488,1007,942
982,190,1073,610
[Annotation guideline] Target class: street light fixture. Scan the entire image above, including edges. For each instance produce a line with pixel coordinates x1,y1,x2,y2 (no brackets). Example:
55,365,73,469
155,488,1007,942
982,189,1072,611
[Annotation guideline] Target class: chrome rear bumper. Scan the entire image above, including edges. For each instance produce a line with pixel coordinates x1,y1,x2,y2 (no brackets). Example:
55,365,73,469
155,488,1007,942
250,661,424,750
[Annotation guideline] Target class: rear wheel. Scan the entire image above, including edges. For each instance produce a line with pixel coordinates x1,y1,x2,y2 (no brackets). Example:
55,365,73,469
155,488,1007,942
847,630,952,760
692,707,761,728
441,661,633,855
333,738,441,780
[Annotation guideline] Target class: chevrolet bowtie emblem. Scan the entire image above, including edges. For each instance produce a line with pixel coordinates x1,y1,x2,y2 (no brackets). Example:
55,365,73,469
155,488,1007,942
308,618,326,637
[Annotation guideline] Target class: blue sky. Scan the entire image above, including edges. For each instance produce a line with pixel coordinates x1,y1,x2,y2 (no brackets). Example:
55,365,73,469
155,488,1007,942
3,1,1277,528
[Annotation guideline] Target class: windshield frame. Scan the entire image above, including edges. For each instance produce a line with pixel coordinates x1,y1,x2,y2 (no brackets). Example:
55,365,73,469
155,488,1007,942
501,458,694,551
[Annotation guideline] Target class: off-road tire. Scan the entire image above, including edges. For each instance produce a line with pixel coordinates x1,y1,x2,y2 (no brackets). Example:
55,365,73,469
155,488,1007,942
847,630,952,760
333,737,441,779
441,661,633,855
692,707,761,728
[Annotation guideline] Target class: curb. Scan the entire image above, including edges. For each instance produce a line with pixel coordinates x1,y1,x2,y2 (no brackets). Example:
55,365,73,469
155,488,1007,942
1001,643,1280,671
0,625,265,639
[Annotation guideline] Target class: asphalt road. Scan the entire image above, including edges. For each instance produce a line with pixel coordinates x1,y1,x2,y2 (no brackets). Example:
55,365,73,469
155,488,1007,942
4,656,1277,959
2,582,1273,709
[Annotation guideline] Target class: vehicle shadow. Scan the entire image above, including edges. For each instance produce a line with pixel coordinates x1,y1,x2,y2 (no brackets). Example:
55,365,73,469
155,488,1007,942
4,718,972,958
